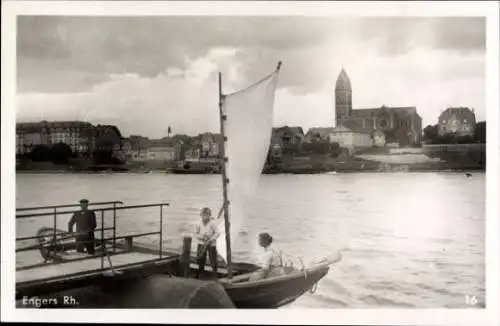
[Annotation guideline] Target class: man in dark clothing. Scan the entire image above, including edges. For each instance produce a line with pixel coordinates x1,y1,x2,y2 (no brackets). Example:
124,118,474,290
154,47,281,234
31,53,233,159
68,198,97,255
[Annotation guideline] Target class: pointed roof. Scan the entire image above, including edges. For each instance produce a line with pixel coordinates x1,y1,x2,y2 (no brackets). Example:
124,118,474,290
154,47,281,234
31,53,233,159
350,108,379,118
390,106,417,116
350,106,421,120
335,67,351,90
272,126,305,137
305,127,335,140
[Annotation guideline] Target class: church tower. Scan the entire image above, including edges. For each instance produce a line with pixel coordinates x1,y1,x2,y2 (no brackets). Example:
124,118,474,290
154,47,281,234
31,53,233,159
335,67,352,126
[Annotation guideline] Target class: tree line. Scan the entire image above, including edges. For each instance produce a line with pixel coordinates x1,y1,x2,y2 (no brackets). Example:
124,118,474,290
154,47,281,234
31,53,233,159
20,143,125,165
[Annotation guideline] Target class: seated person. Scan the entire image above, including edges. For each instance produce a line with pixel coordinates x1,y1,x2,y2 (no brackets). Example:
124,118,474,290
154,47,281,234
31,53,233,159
249,232,286,281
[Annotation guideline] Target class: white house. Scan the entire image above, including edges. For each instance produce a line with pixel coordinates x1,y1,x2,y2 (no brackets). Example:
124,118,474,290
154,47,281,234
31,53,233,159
148,139,183,162
327,124,373,152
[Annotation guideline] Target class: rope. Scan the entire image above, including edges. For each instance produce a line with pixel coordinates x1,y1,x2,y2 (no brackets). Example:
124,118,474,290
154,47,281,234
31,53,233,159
223,66,280,97
308,282,319,294
291,255,317,293
297,257,307,280
289,254,318,294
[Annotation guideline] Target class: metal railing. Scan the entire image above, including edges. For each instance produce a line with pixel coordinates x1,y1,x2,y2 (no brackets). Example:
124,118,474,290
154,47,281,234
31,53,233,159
17,201,124,252
16,201,170,273
16,200,124,212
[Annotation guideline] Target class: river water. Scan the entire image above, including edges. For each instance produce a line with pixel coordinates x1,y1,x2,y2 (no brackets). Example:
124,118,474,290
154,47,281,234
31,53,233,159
15,172,485,308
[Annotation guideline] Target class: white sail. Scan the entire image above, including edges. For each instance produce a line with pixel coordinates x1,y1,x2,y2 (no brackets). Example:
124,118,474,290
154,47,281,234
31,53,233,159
216,64,281,263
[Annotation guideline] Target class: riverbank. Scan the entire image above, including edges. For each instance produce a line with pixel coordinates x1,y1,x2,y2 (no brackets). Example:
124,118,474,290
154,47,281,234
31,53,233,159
264,155,484,174
16,154,485,174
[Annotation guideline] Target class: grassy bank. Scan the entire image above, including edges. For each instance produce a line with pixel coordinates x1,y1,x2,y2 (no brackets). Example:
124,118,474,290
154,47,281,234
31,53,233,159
265,152,484,173
17,151,484,174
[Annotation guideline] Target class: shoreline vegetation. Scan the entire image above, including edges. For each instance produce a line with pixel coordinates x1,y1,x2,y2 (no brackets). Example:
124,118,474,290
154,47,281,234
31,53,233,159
16,150,485,174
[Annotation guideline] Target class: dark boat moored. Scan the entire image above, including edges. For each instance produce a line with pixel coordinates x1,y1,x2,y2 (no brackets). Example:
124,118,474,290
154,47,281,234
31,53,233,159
169,167,217,174
167,160,220,174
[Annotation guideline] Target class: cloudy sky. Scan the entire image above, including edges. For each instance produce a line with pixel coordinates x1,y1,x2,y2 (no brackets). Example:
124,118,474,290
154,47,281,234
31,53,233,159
17,16,485,138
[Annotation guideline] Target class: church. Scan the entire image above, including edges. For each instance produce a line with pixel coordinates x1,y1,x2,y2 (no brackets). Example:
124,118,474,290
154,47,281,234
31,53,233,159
335,68,423,147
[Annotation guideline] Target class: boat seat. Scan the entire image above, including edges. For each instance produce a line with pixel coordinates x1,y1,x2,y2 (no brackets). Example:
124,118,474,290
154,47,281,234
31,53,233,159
189,262,225,273
218,272,252,284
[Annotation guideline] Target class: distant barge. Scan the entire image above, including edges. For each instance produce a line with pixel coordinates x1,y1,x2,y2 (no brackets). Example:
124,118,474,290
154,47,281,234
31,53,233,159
167,160,221,174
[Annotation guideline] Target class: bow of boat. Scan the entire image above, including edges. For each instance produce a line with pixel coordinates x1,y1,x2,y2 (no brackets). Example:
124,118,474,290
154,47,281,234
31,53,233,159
220,263,330,308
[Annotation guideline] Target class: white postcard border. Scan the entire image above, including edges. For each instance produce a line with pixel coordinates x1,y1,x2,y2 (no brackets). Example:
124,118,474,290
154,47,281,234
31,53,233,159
1,1,498,325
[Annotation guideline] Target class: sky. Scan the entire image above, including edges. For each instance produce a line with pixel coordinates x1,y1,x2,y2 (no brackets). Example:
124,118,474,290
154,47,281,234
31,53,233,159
16,16,486,138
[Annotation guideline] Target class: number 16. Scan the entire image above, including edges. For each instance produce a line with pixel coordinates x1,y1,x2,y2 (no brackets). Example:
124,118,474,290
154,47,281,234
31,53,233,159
465,294,478,305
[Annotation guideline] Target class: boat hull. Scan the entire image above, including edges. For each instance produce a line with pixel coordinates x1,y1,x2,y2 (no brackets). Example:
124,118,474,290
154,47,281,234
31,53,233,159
221,264,329,308
22,231,333,309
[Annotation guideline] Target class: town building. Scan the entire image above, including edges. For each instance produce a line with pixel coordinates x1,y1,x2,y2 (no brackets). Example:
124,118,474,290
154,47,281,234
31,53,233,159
199,133,223,158
93,125,123,151
184,146,201,160
180,133,222,160
304,127,335,143
269,143,282,159
305,124,373,153
122,135,185,162
147,138,184,162
271,126,304,152
437,107,476,137
121,138,133,161
127,135,150,161
16,121,94,156
326,123,373,153
334,68,423,147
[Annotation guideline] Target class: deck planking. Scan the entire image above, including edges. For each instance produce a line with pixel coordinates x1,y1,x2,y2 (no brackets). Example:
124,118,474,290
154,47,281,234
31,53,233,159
16,251,160,284
16,246,123,270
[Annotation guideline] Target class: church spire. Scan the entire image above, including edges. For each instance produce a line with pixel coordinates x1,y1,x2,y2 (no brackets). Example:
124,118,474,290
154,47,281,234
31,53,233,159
335,66,351,90
335,67,352,126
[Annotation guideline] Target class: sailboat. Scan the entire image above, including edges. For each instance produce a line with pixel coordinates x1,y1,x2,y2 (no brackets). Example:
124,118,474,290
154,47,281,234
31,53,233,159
19,62,342,309
187,62,343,308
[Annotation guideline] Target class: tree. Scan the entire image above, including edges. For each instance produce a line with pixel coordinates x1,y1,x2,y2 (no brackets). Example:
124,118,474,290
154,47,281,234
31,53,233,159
171,134,195,148
300,139,340,156
423,124,439,143
93,141,115,165
456,135,474,144
301,140,323,154
383,128,398,143
474,121,486,143
28,145,52,162
51,143,73,164
435,133,457,144
329,142,342,158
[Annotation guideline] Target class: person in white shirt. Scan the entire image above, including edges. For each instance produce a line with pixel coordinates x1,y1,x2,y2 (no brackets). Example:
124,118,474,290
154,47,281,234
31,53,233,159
195,207,219,278
249,232,286,281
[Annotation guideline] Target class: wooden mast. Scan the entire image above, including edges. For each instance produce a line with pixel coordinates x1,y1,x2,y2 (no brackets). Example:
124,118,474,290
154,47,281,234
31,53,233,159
218,72,233,278
217,62,281,279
